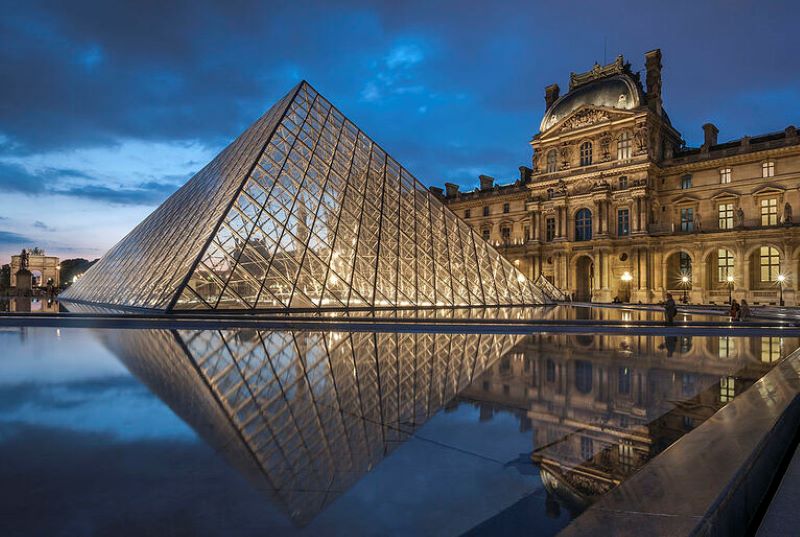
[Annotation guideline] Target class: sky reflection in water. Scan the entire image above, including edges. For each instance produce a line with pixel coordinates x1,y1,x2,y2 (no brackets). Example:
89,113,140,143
0,313,793,536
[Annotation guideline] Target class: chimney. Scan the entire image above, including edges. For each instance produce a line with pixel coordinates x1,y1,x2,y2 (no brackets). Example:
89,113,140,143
479,175,495,190
644,49,662,114
444,182,460,198
519,166,533,183
702,123,719,151
544,84,560,110
429,186,444,198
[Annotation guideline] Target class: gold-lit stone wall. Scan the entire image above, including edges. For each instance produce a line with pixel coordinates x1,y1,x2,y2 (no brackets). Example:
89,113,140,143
439,50,800,305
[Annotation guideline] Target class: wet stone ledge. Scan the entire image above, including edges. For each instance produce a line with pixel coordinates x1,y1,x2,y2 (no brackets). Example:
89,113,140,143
558,348,800,537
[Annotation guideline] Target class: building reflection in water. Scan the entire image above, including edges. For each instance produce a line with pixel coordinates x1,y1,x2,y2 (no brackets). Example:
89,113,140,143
98,328,522,525
458,331,798,516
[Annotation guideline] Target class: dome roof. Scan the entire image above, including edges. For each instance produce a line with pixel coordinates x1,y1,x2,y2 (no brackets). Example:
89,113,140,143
540,74,642,132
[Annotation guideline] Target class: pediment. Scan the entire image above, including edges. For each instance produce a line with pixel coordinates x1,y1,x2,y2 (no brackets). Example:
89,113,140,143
672,194,700,205
752,184,785,196
711,189,740,200
545,105,635,136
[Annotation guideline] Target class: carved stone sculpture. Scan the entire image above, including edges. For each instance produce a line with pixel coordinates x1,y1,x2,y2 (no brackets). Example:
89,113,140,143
783,202,793,225
599,132,612,160
736,207,745,228
562,109,610,131
559,144,571,169
634,124,649,155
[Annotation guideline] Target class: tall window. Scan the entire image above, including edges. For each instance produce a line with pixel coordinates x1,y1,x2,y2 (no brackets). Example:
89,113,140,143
579,141,593,166
719,168,732,184
680,174,692,189
483,205,490,217
581,436,594,461
618,175,628,189
618,367,631,395
464,209,471,219
617,208,630,236
679,252,692,278
500,226,511,244
761,337,782,364
545,218,556,241
482,228,490,241
719,337,735,359
717,249,734,282
503,202,510,214
761,198,778,226
575,360,593,393
718,203,734,229
762,161,775,178
575,208,592,241
680,207,694,232
759,246,780,282
617,131,632,160
719,376,736,403
546,149,557,173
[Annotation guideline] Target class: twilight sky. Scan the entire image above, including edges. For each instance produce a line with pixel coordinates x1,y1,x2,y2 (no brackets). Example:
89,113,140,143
0,0,798,263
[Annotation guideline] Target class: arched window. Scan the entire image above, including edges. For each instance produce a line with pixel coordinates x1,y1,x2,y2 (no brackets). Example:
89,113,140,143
717,249,734,282
679,252,692,278
617,131,632,160
759,246,780,282
575,208,592,241
546,149,557,173
580,141,593,166
575,360,593,394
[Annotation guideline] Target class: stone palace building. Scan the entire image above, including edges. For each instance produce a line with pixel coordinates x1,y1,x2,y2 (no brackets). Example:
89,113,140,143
435,50,800,305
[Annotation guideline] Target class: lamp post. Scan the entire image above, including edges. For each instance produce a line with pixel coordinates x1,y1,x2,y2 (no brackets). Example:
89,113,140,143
726,274,734,305
777,274,786,306
681,275,690,304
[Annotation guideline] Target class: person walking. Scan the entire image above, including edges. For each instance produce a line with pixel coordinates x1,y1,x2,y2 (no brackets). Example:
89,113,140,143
729,299,741,322
740,299,751,321
664,293,677,325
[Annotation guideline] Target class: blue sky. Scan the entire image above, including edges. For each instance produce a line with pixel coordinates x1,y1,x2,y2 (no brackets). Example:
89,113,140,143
0,0,798,262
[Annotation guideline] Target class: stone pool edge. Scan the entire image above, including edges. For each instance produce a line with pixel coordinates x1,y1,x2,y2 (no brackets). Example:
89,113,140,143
558,347,800,537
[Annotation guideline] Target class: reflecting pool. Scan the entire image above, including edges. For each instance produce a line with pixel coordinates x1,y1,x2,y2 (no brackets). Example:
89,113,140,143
0,321,794,536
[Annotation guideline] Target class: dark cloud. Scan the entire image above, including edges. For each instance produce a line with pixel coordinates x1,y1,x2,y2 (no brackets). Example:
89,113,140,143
33,220,55,231
0,161,179,205
0,0,797,187
0,231,35,246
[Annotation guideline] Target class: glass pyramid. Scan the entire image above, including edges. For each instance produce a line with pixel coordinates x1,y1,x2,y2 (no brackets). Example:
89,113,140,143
62,81,544,311
100,327,523,524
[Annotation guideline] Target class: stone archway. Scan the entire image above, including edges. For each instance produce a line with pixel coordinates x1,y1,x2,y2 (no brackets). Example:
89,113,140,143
575,255,594,302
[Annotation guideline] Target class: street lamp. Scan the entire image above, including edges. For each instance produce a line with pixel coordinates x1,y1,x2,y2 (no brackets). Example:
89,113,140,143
621,271,633,303
681,275,690,304
777,274,786,306
726,274,734,305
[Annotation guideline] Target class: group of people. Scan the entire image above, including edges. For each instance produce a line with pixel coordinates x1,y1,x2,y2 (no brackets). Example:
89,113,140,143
663,292,751,324
729,299,751,322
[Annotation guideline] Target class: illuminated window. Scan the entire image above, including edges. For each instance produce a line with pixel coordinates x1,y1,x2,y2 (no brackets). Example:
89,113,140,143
680,207,694,232
761,337,782,363
617,131,632,160
719,168,732,184
575,208,592,241
546,149,557,173
762,161,775,178
759,246,780,282
580,141,593,166
503,202,510,214
761,198,778,226
680,174,692,189
618,442,634,471
617,208,630,236
719,337,735,359
618,367,631,394
464,209,471,219
719,376,736,403
483,205,490,217
545,218,556,242
581,436,594,461
718,203,734,229
717,249,734,282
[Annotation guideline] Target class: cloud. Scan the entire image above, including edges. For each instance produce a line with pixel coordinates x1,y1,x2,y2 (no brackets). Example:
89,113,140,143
0,231,34,246
55,182,178,205
33,221,55,231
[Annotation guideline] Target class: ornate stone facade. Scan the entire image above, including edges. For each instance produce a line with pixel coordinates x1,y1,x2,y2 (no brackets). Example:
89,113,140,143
438,49,800,305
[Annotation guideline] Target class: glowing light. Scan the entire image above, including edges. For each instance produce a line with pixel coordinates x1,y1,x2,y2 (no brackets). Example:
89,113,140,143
621,271,632,282
726,274,734,283
517,274,526,283
681,275,689,284
777,274,786,283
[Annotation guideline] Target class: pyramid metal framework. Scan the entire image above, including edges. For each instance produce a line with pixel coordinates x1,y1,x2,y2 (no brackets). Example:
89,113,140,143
100,327,522,524
62,81,545,311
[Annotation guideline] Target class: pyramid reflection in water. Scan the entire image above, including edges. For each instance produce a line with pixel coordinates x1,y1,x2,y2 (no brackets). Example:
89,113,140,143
100,328,522,524
63,82,543,311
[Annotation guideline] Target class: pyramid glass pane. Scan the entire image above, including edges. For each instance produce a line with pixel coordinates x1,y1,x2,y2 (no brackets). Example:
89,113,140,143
61,81,545,311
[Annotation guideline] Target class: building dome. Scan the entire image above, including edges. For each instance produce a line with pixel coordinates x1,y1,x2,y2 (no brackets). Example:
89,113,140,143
540,74,641,132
